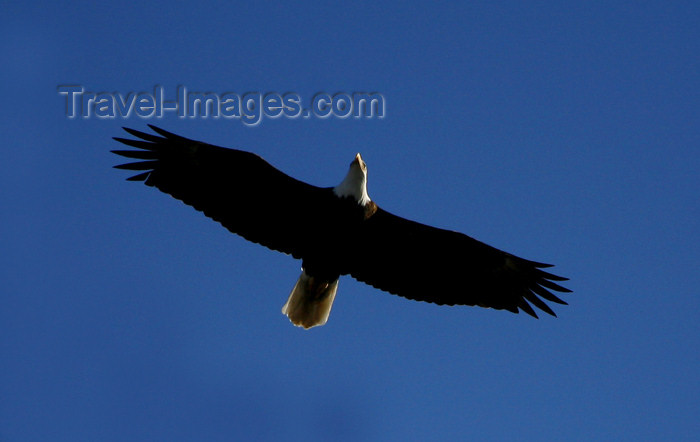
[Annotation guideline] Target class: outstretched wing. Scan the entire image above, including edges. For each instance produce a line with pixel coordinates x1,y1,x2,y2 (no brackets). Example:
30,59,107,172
112,125,333,258
347,207,571,317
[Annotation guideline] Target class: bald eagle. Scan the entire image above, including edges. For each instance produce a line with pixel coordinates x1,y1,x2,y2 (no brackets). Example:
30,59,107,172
113,125,570,329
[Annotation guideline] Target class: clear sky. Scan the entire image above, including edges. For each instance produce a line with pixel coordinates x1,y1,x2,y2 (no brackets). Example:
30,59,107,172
2,1,699,441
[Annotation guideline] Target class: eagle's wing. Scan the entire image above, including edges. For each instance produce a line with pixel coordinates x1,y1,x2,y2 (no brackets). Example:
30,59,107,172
112,125,332,258
347,207,571,317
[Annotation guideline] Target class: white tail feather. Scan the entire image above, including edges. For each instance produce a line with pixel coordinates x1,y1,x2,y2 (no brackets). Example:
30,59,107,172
282,270,339,329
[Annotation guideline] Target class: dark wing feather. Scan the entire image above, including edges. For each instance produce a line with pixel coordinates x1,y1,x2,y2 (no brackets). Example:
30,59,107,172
112,125,333,258
347,207,571,317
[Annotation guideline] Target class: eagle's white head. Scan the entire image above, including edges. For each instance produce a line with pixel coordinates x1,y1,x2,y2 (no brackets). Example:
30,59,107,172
333,153,371,206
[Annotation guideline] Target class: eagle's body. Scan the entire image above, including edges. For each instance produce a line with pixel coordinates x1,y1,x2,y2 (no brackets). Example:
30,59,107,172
282,162,376,328
113,125,571,329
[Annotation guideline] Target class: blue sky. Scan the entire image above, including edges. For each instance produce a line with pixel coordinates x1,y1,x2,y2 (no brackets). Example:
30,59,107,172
3,1,699,440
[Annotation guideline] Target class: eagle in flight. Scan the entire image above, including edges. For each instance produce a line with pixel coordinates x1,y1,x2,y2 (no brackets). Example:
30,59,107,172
113,125,571,329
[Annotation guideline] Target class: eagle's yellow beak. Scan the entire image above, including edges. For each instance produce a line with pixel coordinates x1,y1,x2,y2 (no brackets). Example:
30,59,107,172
352,153,366,170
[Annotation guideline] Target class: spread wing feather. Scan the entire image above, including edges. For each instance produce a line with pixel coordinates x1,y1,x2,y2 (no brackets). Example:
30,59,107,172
112,125,333,258
347,208,570,317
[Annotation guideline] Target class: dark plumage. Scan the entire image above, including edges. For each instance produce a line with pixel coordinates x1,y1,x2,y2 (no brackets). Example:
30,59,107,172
113,125,571,328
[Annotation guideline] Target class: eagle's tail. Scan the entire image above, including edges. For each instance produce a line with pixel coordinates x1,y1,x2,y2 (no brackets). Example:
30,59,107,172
282,269,339,329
